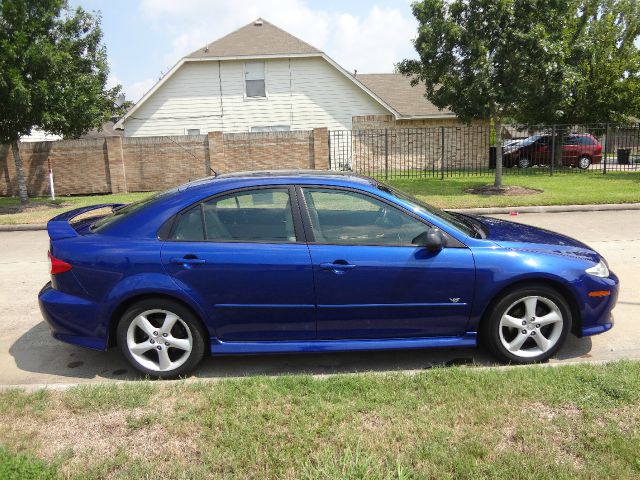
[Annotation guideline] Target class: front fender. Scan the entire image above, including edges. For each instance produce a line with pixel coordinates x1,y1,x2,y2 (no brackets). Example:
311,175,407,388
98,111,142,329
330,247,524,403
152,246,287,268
468,247,587,331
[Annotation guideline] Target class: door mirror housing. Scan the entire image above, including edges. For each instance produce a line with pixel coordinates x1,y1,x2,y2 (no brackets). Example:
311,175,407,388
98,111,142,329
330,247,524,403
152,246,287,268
412,227,445,252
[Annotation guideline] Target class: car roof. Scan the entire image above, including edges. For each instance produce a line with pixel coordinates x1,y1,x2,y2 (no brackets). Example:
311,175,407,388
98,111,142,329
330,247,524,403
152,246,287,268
181,170,378,189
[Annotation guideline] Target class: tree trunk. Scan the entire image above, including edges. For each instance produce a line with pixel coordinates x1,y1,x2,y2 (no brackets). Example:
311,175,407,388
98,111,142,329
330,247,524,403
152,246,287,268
10,140,29,205
553,126,564,168
492,115,503,187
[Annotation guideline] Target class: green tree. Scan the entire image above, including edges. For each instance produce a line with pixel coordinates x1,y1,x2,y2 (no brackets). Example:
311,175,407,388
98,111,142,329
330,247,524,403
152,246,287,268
0,0,120,204
519,0,640,164
399,0,640,184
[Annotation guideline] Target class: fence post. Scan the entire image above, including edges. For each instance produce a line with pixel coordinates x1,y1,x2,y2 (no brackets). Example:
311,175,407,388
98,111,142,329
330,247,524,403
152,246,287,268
327,131,332,170
384,129,389,180
312,128,329,170
604,123,610,175
207,131,225,174
104,136,128,193
440,126,445,180
550,125,556,176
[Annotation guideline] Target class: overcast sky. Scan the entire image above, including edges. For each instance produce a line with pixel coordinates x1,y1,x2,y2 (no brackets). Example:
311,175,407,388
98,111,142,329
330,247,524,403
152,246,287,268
70,0,418,103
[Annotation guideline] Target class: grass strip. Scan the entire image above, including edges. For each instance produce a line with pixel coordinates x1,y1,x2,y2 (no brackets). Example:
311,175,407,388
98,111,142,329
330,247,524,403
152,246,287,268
0,361,638,479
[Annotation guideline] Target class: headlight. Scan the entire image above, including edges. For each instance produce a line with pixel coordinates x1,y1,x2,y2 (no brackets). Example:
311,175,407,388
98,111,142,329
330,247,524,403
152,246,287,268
586,260,609,278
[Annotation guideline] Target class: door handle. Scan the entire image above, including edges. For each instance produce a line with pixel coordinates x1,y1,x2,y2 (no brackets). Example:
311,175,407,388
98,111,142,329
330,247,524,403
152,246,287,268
171,257,206,266
320,261,356,274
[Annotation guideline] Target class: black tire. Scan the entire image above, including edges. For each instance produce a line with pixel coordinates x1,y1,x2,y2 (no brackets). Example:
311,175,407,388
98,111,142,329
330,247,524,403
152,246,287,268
482,285,572,364
117,298,207,379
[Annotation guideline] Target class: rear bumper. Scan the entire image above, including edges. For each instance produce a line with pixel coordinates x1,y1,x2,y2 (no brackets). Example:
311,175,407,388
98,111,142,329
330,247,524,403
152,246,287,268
38,282,107,350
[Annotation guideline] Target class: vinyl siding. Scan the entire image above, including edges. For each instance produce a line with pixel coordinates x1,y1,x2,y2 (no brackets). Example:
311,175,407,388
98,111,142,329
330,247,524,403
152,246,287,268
125,62,224,137
123,57,390,137
290,57,388,130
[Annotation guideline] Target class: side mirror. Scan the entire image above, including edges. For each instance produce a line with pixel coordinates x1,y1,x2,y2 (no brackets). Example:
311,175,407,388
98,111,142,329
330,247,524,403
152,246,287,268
412,227,445,252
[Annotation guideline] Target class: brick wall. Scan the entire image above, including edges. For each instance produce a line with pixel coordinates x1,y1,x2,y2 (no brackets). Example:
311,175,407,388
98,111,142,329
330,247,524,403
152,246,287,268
0,139,110,196
217,130,314,174
0,128,329,196
122,135,209,192
349,115,490,172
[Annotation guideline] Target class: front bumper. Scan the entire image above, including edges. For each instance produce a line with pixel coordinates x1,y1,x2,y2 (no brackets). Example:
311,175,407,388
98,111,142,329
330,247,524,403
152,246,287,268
38,282,107,350
577,272,619,337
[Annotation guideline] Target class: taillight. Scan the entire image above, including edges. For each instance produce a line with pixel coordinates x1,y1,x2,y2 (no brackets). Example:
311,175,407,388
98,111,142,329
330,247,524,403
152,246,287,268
48,251,72,275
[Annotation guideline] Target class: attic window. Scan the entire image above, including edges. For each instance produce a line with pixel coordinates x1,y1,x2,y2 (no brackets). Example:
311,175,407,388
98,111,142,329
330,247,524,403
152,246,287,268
245,62,266,98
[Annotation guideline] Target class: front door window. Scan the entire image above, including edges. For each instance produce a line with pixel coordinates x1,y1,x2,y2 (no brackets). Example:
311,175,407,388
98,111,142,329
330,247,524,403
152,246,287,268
302,188,427,246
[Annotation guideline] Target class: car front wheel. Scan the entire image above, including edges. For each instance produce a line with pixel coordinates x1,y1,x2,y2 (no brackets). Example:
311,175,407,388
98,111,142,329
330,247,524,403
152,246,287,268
117,298,207,379
483,286,571,364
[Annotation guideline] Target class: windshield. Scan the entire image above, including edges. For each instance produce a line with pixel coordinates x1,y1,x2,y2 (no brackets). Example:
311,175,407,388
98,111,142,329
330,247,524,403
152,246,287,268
376,182,477,237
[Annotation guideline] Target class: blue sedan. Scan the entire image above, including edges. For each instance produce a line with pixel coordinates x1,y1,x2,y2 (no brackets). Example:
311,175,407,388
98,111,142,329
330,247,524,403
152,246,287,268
39,171,618,378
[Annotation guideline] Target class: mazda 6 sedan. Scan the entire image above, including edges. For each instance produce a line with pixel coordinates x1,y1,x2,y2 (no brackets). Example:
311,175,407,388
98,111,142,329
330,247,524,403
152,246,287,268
39,171,618,378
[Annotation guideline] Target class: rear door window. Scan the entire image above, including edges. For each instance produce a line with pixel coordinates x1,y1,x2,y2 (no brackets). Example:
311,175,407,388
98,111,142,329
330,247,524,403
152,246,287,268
577,136,596,146
171,188,297,243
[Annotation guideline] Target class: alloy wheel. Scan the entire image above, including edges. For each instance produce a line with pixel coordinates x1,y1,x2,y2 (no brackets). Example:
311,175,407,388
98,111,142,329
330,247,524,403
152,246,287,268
578,156,591,169
498,295,564,358
518,157,531,168
126,309,193,372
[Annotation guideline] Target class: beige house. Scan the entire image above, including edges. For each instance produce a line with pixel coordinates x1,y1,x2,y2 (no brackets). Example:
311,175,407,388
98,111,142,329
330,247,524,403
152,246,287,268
115,19,458,137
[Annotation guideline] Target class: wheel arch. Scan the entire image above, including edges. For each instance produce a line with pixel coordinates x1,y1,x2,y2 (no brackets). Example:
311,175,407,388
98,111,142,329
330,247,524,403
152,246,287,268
107,292,210,348
477,277,582,341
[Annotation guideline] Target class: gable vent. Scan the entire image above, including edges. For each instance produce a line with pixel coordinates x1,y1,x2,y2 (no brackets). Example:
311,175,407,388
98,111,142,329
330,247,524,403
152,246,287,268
254,19,263,26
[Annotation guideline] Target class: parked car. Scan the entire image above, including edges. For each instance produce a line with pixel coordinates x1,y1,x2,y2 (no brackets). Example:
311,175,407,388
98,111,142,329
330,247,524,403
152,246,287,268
502,133,603,169
39,171,618,378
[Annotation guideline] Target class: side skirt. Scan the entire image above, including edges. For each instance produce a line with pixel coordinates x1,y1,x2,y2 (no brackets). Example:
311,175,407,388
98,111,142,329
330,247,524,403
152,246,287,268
209,333,477,355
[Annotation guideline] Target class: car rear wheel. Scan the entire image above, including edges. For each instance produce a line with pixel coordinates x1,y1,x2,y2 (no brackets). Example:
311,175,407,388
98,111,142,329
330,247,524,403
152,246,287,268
482,286,571,364
517,157,531,168
577,156,591,170
117,298,207,379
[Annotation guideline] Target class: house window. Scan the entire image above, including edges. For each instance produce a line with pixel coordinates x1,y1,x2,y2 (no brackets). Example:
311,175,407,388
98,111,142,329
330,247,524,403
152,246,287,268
250,125,291,133
245,62,266,97
186,128,200,135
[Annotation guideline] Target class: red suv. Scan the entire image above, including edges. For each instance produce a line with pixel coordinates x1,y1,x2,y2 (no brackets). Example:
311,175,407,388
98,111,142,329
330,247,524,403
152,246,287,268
503,134,603,169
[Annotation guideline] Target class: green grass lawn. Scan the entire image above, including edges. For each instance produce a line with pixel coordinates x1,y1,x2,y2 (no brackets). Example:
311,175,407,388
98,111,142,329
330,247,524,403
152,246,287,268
0,192,154,225
387,171,640,209
1,171,639,224
0,361,639,479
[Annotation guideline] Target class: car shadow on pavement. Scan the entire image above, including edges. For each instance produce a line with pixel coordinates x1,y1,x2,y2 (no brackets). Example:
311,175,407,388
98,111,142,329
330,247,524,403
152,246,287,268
8,321,593,384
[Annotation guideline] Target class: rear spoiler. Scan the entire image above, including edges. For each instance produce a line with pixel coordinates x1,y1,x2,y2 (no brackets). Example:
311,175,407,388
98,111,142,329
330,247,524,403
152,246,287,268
47,204,124,241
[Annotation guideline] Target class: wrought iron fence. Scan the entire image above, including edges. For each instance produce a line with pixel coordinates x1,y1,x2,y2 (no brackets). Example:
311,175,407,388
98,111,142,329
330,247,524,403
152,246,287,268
329,123,640,178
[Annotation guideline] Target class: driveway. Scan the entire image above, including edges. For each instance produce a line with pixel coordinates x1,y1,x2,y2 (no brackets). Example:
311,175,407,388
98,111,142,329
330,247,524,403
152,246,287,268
1,209,638,386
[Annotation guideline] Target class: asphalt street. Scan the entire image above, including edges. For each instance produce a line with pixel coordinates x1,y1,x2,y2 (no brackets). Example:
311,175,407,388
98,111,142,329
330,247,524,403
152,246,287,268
0,209,638,386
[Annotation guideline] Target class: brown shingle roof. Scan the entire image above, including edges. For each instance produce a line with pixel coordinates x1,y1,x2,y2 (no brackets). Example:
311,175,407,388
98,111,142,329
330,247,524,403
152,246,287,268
187,18,322,58
80,121,123,138
356,73,454,118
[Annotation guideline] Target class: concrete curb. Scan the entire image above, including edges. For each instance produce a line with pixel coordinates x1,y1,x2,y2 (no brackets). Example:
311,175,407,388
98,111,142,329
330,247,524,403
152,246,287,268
451,203,640,215
0,223,47,232
1,203,639,232
0,358,623,392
